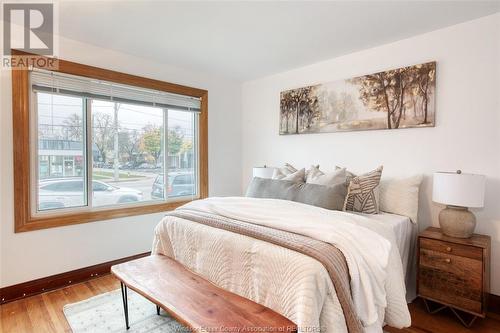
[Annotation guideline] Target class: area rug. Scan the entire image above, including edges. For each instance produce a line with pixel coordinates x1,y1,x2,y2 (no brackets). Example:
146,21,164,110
63,289,188,332
64,288,390,333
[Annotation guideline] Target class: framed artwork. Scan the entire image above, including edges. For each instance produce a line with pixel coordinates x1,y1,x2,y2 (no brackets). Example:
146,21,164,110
279,61,436,134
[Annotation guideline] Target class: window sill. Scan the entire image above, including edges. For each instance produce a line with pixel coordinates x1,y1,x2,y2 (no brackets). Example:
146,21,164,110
16,200,191,233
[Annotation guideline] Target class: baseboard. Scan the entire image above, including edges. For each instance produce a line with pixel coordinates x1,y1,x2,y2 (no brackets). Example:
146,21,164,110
0,252,150,304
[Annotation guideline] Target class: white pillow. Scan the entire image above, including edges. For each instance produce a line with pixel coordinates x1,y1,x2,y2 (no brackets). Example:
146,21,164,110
307,166,347,187
273,168,305,183
272,163,298,179
272,165,306,183
305,164,319,179
272,169,306,183
379,174,423,224
306,165,322,181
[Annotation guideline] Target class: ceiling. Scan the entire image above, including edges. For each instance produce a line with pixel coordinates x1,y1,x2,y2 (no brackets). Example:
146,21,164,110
59,1,500,81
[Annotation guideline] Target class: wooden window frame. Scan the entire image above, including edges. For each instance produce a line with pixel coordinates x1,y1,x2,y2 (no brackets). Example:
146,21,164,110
12,51,208,233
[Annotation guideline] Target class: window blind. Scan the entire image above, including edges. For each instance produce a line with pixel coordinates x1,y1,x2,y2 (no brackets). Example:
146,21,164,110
30,69,201,112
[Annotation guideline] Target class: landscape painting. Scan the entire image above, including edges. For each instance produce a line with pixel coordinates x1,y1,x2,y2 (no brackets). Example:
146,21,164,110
279,61,436,135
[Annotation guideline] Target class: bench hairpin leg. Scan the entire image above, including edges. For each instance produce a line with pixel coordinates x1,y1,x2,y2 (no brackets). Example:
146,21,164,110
120,282,130,330
156,305,160,315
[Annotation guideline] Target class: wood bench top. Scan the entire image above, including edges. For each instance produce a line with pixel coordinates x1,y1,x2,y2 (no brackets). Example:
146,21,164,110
111,255,297,332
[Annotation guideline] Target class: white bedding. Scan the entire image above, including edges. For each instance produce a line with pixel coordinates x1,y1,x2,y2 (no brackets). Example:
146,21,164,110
152,197,411,332
354,212,418,302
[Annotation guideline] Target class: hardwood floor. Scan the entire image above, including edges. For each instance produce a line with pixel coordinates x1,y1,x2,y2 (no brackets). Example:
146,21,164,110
1,274,499,333
0,275,120,333
385,299,500,333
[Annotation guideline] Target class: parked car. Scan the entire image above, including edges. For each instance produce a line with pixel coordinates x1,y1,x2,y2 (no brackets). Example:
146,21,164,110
151,172,195,199
137,162,156,170
95,162,113,169
119,162,135,170
38,178,143,210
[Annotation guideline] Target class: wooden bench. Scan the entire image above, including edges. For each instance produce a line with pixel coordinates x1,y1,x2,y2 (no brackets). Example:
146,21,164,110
111,255,297,332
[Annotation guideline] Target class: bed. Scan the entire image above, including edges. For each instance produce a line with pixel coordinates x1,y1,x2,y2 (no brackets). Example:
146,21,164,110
152,196,414,333
354,212,418,303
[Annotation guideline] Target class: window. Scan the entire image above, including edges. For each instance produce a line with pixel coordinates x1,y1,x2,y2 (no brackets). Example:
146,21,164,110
12,53,208,232
32,70,201,212
37,93,86,211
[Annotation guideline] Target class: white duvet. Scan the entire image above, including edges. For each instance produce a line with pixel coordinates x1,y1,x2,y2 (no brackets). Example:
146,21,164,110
152,197,411,332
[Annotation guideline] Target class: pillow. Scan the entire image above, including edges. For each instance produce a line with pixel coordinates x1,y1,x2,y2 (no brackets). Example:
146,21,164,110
246,178,347,211
305,164,320,179
272,164,305,183
282,168,305,182
335,166,356,187
306,165,323,181
307,166,347,187
272,163,297,179
379,175,423,224
343,166,383,214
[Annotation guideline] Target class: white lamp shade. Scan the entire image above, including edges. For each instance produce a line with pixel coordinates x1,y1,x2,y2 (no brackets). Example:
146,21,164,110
432,172,485,208
252,167,275,179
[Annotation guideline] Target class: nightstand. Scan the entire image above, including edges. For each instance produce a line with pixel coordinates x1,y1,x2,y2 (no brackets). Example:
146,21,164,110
417,227,490,327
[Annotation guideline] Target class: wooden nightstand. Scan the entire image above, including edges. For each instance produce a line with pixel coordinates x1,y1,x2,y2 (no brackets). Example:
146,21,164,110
417,227,491,327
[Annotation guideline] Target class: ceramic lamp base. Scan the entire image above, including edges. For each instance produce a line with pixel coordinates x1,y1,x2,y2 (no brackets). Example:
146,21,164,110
439,206,476,238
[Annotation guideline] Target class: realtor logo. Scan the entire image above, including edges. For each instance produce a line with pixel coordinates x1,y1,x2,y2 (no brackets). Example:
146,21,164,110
3,3,54,55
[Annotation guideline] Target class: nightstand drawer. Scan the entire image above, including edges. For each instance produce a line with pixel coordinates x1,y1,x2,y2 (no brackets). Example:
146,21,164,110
419,248,483,313
420,238,482,260
420,248,482,278
418,280,482,314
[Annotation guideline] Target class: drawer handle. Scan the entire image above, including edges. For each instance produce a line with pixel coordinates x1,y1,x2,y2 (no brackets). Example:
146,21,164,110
445,258,451,263
446,246,452,252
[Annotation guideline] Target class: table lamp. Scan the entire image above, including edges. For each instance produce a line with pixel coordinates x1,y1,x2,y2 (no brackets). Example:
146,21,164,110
252,166,275,179
432,170,485,238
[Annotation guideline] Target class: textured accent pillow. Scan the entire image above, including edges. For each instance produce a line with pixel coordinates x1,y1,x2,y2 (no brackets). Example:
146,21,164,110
343,166,383,214
306,166,347,187
246,178,347,211
379,175,423,224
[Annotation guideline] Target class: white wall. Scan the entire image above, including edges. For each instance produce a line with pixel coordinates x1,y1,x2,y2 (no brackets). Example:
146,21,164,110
241,14,500,294
0,36,242,287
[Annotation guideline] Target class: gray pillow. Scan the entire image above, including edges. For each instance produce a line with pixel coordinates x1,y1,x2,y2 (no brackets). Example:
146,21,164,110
246,177,347,211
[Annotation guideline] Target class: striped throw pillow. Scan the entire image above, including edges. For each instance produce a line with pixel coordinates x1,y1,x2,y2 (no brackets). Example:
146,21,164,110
343,166,383,214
